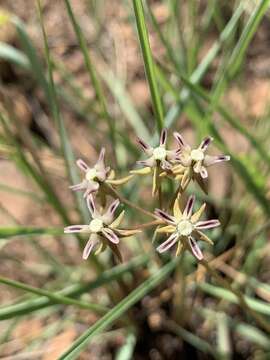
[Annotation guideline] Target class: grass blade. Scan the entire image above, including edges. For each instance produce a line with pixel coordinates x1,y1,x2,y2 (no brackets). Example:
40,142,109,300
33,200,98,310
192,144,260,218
0,255,148,320
164,2,244,128
63,0,116,153
199,283,270,316
0,276,108,315
59,258,178,359
0,226,62,238
0,41,30,69
132,0,164,133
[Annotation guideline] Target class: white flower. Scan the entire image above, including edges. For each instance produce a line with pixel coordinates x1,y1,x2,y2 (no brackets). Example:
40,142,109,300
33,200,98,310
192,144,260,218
173,133,230,179
154,195,220,260
64,195,139,261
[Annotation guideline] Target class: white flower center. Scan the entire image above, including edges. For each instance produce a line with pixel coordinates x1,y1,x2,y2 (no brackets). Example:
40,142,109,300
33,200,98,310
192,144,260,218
190,149,204,162
86,168,97,181
89,218,103,233
153,147,167,161
177,220,193,236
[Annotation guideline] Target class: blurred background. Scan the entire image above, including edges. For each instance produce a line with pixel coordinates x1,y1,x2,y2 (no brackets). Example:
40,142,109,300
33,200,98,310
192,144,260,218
0,0,270,359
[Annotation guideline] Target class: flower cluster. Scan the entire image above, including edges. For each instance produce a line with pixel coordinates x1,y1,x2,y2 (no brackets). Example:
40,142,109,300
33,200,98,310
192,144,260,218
64,128,230,262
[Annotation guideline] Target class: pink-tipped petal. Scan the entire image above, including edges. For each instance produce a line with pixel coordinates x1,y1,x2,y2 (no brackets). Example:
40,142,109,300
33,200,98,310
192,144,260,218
86,194,96,216
204,155,230,167
195,219,220,230
199,136,213,151
64,225,89,233
157,232,178,253
137,158,155,167
200,167,208,179
154,209,176,224
69,182,85,191
137,137,151,152
82,237,97,260
189,237,203,260
83,182,99,198
76,159,89,172
183,195,195,218
102,228,119,244
97,148,106,164
108,199,120,216
160,128,167,146
173,132,186,148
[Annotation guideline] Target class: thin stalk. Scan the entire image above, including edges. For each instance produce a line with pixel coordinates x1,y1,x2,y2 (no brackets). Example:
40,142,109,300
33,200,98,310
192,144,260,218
200,260,270,334
63,0,116,157
0,276,108,315
132,0,164,133
107,185,156,219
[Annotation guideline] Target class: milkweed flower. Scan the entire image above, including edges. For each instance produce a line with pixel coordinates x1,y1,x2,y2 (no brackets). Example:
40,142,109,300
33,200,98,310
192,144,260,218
64,195,140,261
154,195,220,260
131,129,180,195
70,148,133,198
171,133,230,191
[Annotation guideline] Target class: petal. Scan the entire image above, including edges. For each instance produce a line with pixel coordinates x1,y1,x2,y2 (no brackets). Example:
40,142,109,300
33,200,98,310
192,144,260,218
64,225,89,233
159,128,167,146
173,196,182,219
97,147,106,164
83,181,99,198
69,182,86,191
199,136,213,151
86,194,96,216
200,166,208,179
188,237,203,260
82,236,98,260
154,209,176,224
191,203,206,223
157,232,179,253
173,132,187,148
195,219,220,229
156,225,176,233
204,155,231,167
183,195,195,218
107,199,120,216
130,167,152,175
137,137,151,152
76,159,89,172
137,158,155,168
106,175,133,185
101,228,119,244
110,210,125,229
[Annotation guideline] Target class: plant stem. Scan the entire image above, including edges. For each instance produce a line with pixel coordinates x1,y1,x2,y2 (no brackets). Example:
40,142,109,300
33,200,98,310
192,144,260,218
107,185,156,219
200,259,270,334
129,219,161,230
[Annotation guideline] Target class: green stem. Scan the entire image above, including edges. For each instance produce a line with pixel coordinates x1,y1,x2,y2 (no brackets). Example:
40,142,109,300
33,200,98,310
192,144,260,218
132,0,164,133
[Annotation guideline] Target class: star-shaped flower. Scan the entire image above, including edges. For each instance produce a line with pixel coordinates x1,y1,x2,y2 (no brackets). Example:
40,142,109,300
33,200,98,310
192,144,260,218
171,133,230,191
64,195,140,261
131,129,180,194
70,148,133,198
154,195,220,260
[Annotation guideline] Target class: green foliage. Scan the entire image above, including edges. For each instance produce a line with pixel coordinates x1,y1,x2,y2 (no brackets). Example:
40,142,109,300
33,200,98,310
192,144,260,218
0,1,269,359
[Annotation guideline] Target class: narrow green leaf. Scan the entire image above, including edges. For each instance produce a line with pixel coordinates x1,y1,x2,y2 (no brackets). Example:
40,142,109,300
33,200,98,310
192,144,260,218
0,41,30,69
36,1,89,224
199,283,270,316
228,0,270,77
132,0,164,133
63,0,116,151
0,255,148,320
59,258,178,359
0,226,62,238
101,69,151,142
0,276,108,315
164,3,244,128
